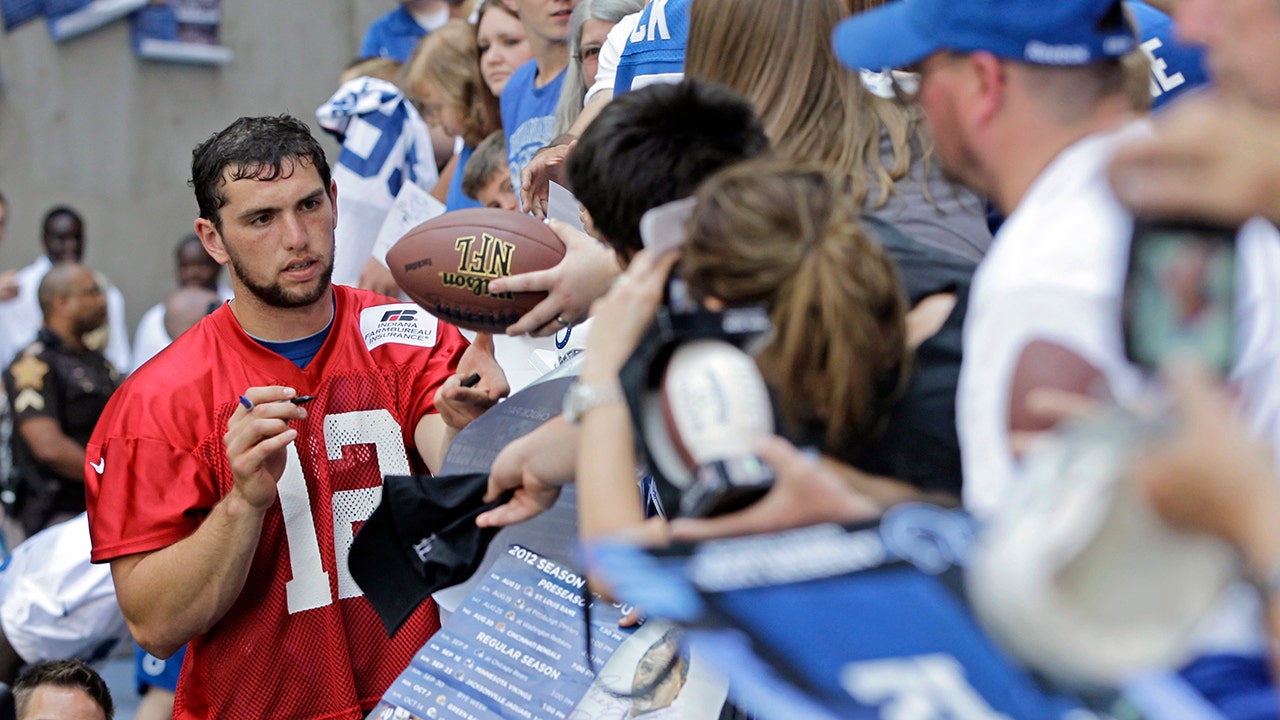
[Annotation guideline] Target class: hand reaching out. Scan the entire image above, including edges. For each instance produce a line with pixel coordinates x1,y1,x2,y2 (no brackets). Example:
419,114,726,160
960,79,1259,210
1110,93,1280,226
488,219,621,337
519,139,577,219
1132,362,1280,565
580,249,680,380
434,333,510,430
668,435,882,542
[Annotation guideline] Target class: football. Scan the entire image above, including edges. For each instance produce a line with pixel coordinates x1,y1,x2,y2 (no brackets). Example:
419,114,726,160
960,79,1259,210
387,208,566,332
647,339,777,516
660,339,774,470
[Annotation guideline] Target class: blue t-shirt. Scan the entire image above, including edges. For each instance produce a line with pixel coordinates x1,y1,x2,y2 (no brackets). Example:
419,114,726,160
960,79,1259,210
500,59,565,205
446,144,483,211
359,6,427,63
614,0,689,97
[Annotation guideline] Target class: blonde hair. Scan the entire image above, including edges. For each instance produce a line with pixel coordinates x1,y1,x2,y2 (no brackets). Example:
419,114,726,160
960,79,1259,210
401,19,500,147
685,0,926,209
681,160,911,455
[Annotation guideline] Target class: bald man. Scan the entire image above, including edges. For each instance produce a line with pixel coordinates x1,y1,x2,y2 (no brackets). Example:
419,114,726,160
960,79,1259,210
163,286,220,343
3,263,120,541
0,208,131,371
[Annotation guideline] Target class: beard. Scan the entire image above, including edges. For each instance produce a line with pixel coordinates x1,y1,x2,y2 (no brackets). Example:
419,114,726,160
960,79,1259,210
228,252,334,309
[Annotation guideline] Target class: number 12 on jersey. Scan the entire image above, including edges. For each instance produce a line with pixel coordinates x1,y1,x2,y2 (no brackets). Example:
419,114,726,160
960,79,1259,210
276,409,410,614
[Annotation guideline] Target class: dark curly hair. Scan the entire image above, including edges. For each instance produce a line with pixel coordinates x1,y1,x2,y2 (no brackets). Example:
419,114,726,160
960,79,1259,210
190,114,331,231
566,79,769,258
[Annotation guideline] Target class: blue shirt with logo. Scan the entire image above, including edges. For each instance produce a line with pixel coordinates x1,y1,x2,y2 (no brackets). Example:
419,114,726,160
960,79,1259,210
500,60,565,205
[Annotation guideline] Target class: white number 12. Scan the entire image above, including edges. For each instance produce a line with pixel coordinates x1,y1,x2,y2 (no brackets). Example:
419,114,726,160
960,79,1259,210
275,409,410,614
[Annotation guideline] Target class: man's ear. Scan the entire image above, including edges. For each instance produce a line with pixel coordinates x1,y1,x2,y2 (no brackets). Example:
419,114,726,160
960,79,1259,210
967,51,1008,126
194,218,230,267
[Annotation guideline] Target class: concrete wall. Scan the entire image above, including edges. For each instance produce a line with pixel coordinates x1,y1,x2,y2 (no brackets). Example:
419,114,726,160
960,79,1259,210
0,0,385,340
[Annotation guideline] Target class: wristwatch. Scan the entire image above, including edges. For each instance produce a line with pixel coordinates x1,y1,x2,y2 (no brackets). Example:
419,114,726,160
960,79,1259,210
562,381,624,425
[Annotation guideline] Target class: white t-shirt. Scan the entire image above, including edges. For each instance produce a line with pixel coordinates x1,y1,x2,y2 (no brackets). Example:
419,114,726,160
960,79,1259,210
131,301,170,372
0,513,127,663
0,257,48,367
957,123,1280,655
959,122,1280,517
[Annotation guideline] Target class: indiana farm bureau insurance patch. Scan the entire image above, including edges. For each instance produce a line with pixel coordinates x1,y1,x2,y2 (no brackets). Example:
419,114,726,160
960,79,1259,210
361,304,440,350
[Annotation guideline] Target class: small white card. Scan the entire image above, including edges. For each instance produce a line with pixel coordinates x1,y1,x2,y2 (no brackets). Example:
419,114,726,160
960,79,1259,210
548,181,587,233
371,182,447,266
640,196,697,255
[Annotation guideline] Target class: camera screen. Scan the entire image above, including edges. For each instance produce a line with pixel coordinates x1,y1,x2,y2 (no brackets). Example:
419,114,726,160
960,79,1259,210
1124,222,1235,376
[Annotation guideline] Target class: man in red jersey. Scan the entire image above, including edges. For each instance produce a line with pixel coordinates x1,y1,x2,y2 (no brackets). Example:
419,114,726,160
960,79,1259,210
83,114,506,719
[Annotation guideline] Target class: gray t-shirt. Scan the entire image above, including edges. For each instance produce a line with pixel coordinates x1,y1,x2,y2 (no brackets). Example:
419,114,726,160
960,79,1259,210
864,133,992,264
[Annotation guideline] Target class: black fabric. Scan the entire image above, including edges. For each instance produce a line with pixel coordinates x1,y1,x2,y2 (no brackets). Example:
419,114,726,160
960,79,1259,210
856,283,969,496
851,217,972,496
4,328,119,535
349,472,512,635
862,215,976,303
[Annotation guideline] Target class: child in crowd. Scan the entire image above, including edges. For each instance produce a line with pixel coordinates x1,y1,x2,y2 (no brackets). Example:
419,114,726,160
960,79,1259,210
461,131,518,210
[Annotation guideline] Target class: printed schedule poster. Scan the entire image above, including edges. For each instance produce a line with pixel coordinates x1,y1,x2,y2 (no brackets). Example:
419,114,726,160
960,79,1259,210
370,545,635,720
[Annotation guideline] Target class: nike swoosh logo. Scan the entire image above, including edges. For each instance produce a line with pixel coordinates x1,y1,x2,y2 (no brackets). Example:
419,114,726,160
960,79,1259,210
90,458,105,474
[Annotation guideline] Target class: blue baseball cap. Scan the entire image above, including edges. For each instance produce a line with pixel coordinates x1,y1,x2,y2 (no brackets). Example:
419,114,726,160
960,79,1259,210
833,0,1137,71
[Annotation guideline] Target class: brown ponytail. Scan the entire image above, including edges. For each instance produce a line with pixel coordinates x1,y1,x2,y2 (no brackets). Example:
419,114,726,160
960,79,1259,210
682,160,911,455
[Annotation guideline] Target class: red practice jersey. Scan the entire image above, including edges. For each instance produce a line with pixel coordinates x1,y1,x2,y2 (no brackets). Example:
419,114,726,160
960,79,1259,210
86,286,467,719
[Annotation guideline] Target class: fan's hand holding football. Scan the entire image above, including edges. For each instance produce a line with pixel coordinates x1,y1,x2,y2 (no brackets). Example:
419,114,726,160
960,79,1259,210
581,250,681,380
388,209,566,333
434,333,509,430
225,386,306,511
668,435,881,542
489,219,621,337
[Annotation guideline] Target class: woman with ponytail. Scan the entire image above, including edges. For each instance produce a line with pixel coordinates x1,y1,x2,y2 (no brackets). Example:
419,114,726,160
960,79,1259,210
682,159,971,502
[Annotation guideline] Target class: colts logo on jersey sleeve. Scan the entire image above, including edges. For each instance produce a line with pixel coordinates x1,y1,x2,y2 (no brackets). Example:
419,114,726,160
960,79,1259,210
360,304,439,350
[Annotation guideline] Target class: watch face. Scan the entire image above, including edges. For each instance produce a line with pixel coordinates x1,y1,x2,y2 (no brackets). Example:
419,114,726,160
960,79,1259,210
563,382,623,425
563,383,598,424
